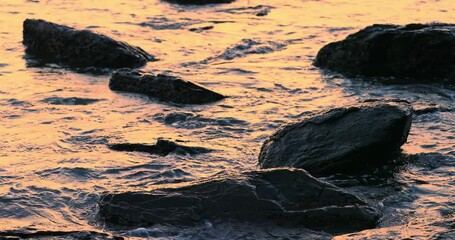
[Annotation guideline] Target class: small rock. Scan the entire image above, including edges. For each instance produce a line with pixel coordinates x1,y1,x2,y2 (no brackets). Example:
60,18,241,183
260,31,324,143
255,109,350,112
99,168,380,234
314,23,455,84
108,139,212,156
259,100,413,175
109,68,225,104
189,26,214,33
23,19,155,69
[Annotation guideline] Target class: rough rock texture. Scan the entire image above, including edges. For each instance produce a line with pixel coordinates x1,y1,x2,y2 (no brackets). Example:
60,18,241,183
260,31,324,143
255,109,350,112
99,168,380,234
108,139,212,156
314,23,455,84
259,100,413,175
163,0,235,5
23,19,154,68
109,68,225,104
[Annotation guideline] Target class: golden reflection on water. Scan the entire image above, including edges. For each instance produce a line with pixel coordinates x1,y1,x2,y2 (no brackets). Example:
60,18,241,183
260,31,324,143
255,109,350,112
0,0,454,238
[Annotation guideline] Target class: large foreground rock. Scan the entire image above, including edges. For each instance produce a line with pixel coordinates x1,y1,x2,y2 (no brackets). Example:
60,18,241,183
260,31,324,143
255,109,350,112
163,0,235,5
109,68,225,104
23,19,154,68
314,23,455,84
99,168,380,234
259,100,413,175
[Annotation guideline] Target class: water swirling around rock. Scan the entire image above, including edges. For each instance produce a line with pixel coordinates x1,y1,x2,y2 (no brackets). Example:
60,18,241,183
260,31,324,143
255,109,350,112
0,0,454,239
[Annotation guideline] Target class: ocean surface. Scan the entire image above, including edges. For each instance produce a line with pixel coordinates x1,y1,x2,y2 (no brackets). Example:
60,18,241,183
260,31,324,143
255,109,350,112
0,0,454,239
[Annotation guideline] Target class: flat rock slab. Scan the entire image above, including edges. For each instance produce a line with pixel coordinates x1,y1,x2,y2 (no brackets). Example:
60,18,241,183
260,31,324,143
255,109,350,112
314,23,455,84
23,19,155,69
99,168,380,234
163,0,235,5
109,68,225,104
259,100,413,176
108,139,212,156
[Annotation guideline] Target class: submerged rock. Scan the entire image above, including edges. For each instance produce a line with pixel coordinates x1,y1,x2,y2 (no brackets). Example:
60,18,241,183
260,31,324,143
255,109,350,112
99,168,380,234
163,0,235,5
216,5,272,17
212,38,285,61
139,17,202,30
23,19,154,69
314,23,455,84
109,68,225,104
108,139,212,156
259,100,413,175
41,97,102,105
183,38,286,66
152,111,249,129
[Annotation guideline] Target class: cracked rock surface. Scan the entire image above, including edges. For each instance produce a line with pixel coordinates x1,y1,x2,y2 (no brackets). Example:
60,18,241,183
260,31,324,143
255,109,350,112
99,168,380,234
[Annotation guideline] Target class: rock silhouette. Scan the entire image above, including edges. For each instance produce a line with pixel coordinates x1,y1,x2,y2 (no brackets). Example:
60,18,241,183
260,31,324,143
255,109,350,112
108,139,212,156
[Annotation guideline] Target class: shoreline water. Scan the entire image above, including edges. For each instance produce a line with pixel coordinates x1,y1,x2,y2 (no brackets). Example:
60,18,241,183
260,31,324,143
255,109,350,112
0,0,454,239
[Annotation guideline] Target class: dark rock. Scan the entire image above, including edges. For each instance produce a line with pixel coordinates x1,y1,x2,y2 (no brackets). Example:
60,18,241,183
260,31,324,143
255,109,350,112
256,8,270,17
109,68,225,104
23,19,155,69
314,23,455,84
188,26,214,33
108,139,212,156
99,168,380,234
259,100,413,175
162,0,235,5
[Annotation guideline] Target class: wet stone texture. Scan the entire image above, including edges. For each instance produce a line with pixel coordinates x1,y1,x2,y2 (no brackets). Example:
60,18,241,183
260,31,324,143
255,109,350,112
99,168,380,234
259,100,413,176
315,23,455,84
23,19,155,69
109,68,225,104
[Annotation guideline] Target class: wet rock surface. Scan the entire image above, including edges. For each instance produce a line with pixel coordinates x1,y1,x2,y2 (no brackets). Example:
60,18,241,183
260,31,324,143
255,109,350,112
315,23,455,84
108,139,212,156
109,68,225,104
99,168,380,234
162,0,236,5
23,19,155,69
259,100,413,175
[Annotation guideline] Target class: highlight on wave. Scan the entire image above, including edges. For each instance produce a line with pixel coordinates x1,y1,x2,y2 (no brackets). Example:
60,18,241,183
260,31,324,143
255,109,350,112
0,0,453,239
